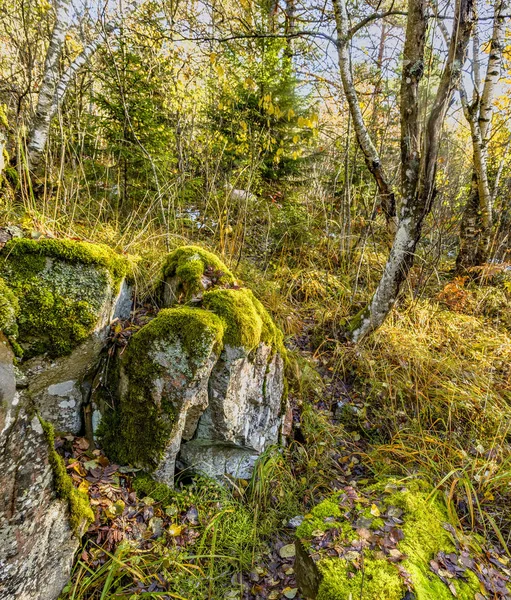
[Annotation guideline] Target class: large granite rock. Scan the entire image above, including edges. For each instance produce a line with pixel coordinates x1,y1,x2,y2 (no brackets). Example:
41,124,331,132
0,238,131,433
158,247,288,482
98,307,225,485
0,333,91,600
197,342,284,452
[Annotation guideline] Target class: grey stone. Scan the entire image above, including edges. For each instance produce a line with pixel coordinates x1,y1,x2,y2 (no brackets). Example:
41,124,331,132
19,274,132,434
98,308,223,487
180,342,286,481
149,338,219,485
197,343,284,451
0,334,78,600
0,334,16,437
179,439,259,481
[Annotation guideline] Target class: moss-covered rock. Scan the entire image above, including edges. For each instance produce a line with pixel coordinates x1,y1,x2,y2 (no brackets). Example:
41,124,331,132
162,245,236,304
0,276,18,336
40,418,94,536
0,238,129,358
1,338,85,600
295,479,481,600
202,287,285,354
99,307,225,484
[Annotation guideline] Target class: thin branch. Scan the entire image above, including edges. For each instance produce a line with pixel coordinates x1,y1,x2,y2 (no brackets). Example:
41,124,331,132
347,10,407,39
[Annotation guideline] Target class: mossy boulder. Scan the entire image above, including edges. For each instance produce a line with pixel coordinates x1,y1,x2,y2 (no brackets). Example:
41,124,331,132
180,287,286,480
295,480,482,600
0,334,88,600
0,237,129,358
162,245,236,305
99,307,225,485
0,237,132,434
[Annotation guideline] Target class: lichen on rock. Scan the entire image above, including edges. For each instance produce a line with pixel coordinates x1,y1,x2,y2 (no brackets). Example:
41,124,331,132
99,307,225,481
0,238,129,357
295,479,481,600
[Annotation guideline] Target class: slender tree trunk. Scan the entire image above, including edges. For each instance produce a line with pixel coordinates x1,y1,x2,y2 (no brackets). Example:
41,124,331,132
332,0,396,225
27,8,113,171
27,0,73,169
456,0,509,270
349,0,474,342
456,171,483,270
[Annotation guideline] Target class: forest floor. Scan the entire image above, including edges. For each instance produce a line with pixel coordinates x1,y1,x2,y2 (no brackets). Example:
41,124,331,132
57,282,511,600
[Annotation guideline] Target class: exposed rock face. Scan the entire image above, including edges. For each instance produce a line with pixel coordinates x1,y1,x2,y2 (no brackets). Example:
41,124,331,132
180,342,285,480
98,307,225,485
198,343,284,451
1,238,131,433
0,334,79,600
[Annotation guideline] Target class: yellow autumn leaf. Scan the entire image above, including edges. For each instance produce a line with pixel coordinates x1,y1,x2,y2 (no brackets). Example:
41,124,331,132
168,523,184,536
370,504,381,517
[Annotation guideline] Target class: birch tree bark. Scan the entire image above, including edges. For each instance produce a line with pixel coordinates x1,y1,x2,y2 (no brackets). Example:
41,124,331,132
455,0,509,271
348,0,475,342
26,0,73,169
332,0,396,225
26,0,116,171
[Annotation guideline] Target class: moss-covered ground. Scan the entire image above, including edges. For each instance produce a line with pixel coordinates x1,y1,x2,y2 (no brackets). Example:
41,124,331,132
296,479,481,600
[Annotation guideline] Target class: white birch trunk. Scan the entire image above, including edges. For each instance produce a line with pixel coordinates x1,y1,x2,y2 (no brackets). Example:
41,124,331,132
332,0,396,223
27,0,73,169
455,0,509,268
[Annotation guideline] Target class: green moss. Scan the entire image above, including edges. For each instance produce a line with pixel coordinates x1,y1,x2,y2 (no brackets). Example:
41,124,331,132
2,238,128,282
297,496,355,542
39,418,94,536
133,472,176,504
249,291,286,355
99,307,225,470
298,480,481,600
202,288,263,351
0,277,18,336
318,555,405,600
311,499,342,519
383,481,480,600
162,245,236,301
0,238,129,357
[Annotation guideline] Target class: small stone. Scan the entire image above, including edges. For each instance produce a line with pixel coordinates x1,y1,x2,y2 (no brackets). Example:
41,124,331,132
288,516,305,528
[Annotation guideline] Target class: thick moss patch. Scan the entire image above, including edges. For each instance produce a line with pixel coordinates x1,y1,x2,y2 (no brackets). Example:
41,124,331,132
99,307,225,470
203,288,285,354
0,238,129,357
296,479,481,600
162,245,236,301
0,276,18,336
40,418,94,536
203,288,262,351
